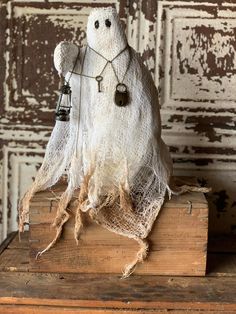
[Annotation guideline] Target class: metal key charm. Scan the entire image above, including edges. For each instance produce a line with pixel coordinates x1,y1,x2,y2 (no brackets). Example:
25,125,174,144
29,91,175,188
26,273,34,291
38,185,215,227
96,75,103,92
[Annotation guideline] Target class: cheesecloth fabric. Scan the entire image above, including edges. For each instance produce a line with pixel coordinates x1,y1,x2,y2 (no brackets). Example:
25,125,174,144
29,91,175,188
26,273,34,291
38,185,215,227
19,7,173,277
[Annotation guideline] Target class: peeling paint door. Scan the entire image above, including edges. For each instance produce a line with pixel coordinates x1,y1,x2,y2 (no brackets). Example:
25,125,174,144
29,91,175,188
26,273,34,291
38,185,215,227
157,2,236,235
0,0,235,243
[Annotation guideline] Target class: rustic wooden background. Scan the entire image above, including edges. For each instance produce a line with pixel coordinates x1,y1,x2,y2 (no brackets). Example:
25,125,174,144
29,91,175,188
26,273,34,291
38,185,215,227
0,0,235,243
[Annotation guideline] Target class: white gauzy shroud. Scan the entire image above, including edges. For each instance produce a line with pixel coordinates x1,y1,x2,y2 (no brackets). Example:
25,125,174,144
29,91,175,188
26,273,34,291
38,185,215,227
19,7,209,277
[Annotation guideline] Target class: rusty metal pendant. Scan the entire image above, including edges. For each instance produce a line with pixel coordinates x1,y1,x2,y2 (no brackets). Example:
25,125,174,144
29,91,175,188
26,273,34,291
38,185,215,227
114,83,129,107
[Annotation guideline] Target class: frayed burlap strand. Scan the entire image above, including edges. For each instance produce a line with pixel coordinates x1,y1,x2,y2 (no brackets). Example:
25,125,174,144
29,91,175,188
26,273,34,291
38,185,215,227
122,238,149,279
73,170,94,243
19,180,46,233
79,171,94,204
74,204,83,245
19,187,36,233
36,186,74,259
171,185,211,195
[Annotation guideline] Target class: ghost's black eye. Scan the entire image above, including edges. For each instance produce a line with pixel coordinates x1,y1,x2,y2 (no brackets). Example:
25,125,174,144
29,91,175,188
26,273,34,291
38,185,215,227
94,20,99,29
105,19,111,28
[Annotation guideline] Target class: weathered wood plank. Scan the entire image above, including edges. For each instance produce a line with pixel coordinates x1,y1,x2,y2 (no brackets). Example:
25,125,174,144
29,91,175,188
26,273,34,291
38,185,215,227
0,239,207,275
0,232,18,255
30,246,206,275
29,215,208,248
1,233,236,312
0,305,235,314
0,248,29,272
9,232,29,250
2,232,236,277
28,221,207,275
30,203,208,228
0,272,236,311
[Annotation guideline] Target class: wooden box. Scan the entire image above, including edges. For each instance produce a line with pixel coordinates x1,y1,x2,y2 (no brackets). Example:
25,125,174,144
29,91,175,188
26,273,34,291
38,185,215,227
29,178,208,276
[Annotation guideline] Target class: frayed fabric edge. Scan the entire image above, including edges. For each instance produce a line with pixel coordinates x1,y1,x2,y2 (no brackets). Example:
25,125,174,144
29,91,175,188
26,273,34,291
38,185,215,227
121,238,149,279
18,182,41,234
170,184,211,195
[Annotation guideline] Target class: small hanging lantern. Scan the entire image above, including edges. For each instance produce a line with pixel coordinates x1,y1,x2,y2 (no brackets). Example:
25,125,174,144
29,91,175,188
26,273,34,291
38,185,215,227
55,83,72,121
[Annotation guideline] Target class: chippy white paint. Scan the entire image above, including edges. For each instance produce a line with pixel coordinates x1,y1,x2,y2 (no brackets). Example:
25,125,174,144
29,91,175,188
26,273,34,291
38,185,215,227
2,146,44,241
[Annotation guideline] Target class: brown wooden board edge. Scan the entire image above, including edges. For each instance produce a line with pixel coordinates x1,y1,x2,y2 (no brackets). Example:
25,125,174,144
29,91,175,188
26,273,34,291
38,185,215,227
1,305,236,314
0,232,18,255
0,295,236,311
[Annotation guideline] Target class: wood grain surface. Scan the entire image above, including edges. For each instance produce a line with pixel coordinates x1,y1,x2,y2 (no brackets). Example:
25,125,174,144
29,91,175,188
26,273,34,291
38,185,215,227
1,232,236,313
28,181,208,276
1,271,236,312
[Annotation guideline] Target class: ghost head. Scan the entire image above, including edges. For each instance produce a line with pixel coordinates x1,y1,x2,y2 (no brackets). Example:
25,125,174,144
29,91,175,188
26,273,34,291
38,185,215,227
87,7,127,60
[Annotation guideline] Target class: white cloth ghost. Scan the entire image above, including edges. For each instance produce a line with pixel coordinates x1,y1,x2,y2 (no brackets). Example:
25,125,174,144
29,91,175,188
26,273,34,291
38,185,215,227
19,7,174,277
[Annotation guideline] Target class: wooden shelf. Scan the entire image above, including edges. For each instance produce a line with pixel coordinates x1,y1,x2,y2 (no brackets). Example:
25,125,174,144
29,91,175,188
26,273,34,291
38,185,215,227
0,232,236,313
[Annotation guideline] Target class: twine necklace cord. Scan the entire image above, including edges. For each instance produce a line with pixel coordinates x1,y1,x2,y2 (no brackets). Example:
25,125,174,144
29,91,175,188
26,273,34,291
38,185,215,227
88,43,128,63
70,44,131,85
110,46,131,84
65,47,81,86
72,45,87,159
